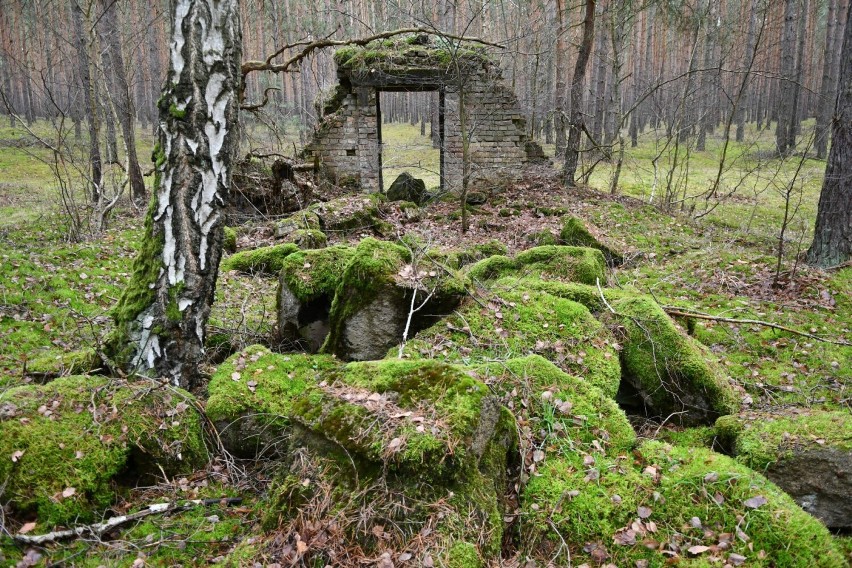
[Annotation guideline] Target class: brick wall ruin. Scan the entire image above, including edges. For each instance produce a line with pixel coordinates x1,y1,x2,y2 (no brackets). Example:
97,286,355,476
302,38,542,193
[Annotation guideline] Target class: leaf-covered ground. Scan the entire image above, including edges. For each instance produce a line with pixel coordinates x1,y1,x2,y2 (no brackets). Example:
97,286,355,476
0,121,849,566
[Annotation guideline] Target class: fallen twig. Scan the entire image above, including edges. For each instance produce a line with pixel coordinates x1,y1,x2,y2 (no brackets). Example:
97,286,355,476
13,498,242,545
661,307,851,347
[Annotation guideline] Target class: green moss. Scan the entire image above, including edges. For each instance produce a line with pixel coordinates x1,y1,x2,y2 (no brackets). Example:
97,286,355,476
105,172,164,366
308,194,386,234
449,239,509,268
526,229,559,246
290,228,327,249
560,215,624,265
279,244,357,302
275,211,321,239
608,295,740,424
220,243,299,275
466,246,606,285
401,285,621,397
0,376,206,526
168,103,187,119
166,281,186,322
715,410,852,471
523,441,846,566
478,355,636,454
321,238,410,355
208,348,515,487
26,348,100,378
655,425,717,449
447,541,482,568
223,226,237,253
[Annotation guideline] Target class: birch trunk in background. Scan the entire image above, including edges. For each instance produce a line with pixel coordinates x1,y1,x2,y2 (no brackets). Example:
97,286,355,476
105,0,242,390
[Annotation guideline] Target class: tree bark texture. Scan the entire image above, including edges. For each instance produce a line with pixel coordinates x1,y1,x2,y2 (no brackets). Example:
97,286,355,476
816,0,840,158
562,0,595,187
806,0,852,268
775,0,798,155
106,0,241,389
98,0,147,204
71,2,102,202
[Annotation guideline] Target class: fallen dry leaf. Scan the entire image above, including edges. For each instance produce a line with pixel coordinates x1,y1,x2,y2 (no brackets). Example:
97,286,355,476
19,521,36,534
743,495,767,509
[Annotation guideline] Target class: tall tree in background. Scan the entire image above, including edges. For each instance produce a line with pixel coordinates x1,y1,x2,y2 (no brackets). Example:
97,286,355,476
98,0,147,204
806,0,852,269
562,0,595,187
105,0,242,389
775,0,798,155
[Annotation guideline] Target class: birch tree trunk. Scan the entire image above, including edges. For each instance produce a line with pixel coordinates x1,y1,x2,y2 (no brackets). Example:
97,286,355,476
105,0,241,389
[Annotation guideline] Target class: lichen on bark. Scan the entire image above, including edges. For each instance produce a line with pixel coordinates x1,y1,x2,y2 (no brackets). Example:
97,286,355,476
105,0,241,389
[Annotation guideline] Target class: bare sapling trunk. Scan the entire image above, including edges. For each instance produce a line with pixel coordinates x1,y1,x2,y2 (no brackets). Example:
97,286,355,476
72,2,102,202
562,0,596,187
105,0,241,389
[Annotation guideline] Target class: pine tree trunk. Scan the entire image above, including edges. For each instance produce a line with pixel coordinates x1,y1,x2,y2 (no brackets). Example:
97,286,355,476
776,0,798,155
806,0,852,268
815,0,839,158
106,0,241,389
98,0,147,205
562,0,595,187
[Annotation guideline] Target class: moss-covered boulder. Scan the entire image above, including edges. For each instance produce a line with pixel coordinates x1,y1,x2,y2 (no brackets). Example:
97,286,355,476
0,376,206,526
401,283,621,397
289,228,327,249
716,410,852,529
274,210,321,240
220,243,299,275
308,194,389,235
277,245,357,351
522,441,846,566
207,346,516,565
322,238,468,360
466,245,606,285
25,348,101,379
607,295,740,424
560,215,624,266
386,171,428,205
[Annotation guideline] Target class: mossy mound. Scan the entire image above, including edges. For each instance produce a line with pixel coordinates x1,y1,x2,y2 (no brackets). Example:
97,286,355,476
220,243,299,275
308,194,389,235
401,284,621,397
208,346,514,482
522,441,846,567
223,226,237,253
466,245,606,285
274,210,321,240
478,355,636,454
322,238,469,360
207,346,515,565
607,295,740,424
0,376,206,526
560,215,624,266
716,409,852,529
26,348,101,379
289,228,327,249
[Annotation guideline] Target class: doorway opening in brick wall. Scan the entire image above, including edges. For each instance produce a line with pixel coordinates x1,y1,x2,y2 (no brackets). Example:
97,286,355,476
378,90,443,195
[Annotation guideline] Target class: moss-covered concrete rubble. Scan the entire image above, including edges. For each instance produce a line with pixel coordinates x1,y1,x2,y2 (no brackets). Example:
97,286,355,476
0,376,206,527
465,244,607,285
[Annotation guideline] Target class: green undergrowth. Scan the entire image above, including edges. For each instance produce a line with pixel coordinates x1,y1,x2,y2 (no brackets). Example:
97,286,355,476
522,441,846,566
0,376,206,527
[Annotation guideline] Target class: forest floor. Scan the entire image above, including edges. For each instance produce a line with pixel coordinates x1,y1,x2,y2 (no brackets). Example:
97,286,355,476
0,121,849,566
